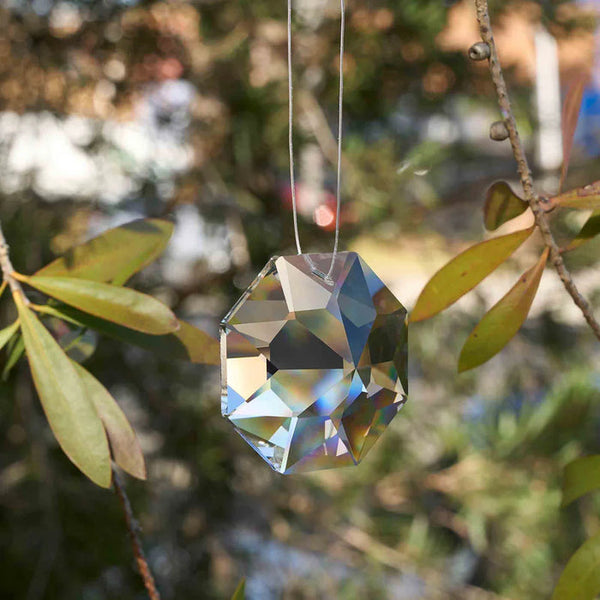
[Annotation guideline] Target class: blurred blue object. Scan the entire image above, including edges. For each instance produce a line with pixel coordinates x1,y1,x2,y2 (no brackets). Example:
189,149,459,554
576,87,600,156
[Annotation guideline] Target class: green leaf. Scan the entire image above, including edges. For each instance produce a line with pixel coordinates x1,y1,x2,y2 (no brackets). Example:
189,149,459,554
2,334,24,380
72,361,146,480
458,249,548,372
410,227,534,323
566,211,600,251
0,320,19,352
231,579,245,600
552,181,600,211
483,181,529,230
15,295,111,487
23,276,178,335
37,304,219,365
552,533,600,600
36,219,174,285
561,455,600,507
560,74,586,193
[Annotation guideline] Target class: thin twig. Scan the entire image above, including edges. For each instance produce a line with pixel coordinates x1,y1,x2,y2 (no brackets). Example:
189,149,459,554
473,0,600,341
112,466,161,600
0,219,29,305
1,221,160,598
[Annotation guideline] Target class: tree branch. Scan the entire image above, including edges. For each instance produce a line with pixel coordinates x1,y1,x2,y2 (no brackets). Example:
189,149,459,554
1,221,160,598
112,466,162,600
0,219,29,305
473,0,600,341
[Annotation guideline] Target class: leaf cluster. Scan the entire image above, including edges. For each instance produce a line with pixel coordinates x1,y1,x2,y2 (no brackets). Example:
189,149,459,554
0,219,218,487
411,75,600,372
554,456,600,600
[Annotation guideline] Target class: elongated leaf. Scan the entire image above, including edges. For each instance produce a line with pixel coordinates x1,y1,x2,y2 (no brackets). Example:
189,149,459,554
72,361,146,480
23,276,178,335
552,181,600,211
38,303,219,365
560,74,587,192
410,227,534,323
458,249,548,372
231,579,245,600
552,533,600,600
2,334,24,380
566,211,600,251
0,320,19,352
561,455,600,507
484,181,529,230
15,295,111,487
36,219,174,285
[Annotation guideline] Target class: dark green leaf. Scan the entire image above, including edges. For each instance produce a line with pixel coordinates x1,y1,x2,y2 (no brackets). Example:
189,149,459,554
60,328,98,363
38,303,219,365
560,74,586,192
15,295,111,487
562,455,600,507
552,181,600,211
23,276,179,335
410,227,533,323
458,249,548,372
552,533,600,600
0,320,19,352
231,579,245,600
566,211,600,251
72,361,146,480
42,312,98,363
2,334,24,381
483,181,528,230
36,218,174,285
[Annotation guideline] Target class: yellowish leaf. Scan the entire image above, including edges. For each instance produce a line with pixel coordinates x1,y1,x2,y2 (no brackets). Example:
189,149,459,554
552,181,600,211
565,211,600,251
15,295,111,487
38,304,219,365
22,276,178,335
483,181,528,231
0,320,19,352
553,533,600,600
73,361,146,480
458,249,548,372
231,579,245,600
2,334,24,380
561,455,600,507
410,227,534,323
36,218,174,285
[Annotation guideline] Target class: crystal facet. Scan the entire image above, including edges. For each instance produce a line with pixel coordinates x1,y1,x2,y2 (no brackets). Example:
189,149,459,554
220,252,408,474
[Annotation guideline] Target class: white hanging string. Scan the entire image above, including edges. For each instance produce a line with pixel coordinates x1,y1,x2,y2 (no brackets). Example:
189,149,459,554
287,0,345,279
287,0,301,256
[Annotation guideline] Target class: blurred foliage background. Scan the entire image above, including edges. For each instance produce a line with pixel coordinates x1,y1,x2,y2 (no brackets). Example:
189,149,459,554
2,0,600,598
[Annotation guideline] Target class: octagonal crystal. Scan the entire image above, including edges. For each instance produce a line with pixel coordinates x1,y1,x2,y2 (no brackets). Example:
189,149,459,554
220,252,408,474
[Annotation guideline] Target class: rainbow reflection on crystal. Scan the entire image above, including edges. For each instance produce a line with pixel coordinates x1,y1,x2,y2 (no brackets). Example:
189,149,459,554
220,252,408,474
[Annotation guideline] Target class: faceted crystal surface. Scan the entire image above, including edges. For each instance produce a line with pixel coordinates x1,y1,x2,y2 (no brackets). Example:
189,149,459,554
220,252,408,474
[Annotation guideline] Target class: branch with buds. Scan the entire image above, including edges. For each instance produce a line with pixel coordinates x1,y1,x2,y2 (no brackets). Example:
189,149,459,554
471,0,600,341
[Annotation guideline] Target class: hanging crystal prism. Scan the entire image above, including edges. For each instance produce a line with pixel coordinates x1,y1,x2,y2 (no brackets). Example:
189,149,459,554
220,252,408,474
